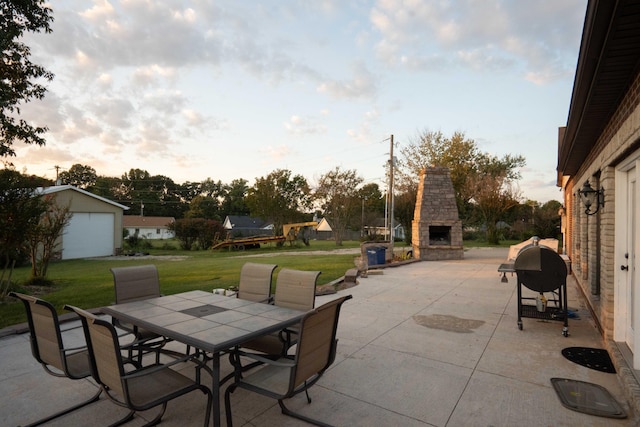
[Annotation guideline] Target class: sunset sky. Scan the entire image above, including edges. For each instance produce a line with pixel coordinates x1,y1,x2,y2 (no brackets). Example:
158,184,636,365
13,0,587,203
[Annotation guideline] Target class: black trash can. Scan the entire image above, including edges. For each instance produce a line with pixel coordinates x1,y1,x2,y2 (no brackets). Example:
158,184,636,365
376,246,386,265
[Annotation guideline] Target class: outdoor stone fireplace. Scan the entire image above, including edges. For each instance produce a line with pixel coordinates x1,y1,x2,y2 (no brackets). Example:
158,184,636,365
412,167,464,260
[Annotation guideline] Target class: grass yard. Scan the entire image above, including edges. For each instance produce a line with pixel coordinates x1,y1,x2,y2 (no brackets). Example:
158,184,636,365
0,239,365,329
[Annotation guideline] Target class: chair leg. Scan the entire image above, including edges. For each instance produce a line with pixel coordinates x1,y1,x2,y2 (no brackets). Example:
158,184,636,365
23,387,102,427
200,386,213,427
107,410,135,427
278,399,334,427
224,384,238,427
139,402,167,427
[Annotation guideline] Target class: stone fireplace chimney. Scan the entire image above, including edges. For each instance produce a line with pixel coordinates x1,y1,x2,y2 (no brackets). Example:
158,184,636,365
412,167,464,260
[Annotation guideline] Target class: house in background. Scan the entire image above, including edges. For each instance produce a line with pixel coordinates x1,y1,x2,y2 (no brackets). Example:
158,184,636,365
40,185,128,260
123,216,175,240
556,0,640,410
364,218,405,241
223,215,274,237
315,217,333,240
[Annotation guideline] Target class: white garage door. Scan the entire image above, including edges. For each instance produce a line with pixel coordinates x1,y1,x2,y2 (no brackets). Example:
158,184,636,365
62,213,115,260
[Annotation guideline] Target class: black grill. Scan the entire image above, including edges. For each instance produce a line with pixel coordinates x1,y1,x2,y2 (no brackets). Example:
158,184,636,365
514,245,569,336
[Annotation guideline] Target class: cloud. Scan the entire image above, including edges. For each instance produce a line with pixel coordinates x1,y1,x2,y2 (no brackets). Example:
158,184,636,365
135,120,174,156
14,145,77,173
347,107,380,143
89,97,135,129
370,0,586,83
261,144,294,161
141,90,186,116
284,115,327,136
79,0,116,21
317,62,377,100
132,65,178,88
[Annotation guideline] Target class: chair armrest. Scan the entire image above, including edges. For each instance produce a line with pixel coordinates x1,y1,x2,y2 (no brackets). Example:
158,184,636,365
234,349,295,368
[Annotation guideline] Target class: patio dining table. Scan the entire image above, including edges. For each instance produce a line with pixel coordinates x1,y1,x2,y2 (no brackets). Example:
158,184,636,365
101,290,308,427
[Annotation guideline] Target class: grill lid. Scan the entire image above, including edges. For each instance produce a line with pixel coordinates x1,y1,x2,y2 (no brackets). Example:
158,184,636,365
514,246,567,292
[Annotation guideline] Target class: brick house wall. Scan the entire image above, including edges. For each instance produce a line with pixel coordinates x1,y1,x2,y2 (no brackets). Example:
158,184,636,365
567,69,640,341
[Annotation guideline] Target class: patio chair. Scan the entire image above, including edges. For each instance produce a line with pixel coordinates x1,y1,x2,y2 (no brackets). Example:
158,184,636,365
65,304,213,427
110,265,171,361
225,294,352,427
226,262,277,303
240,268,321,356
8,292,101,427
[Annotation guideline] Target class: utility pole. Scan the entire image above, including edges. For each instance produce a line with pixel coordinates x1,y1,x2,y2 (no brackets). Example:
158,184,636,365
389,134,394,259
361,196,367,238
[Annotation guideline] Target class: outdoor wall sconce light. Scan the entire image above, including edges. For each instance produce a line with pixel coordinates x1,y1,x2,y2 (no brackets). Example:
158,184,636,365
578,180,604,215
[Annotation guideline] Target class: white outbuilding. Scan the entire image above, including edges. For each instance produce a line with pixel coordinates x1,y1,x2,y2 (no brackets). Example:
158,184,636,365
39,185,129,259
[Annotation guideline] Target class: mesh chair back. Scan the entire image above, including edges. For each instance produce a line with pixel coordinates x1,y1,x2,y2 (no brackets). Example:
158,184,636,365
111,265,161,304
11,293,65,372
273,269,320,311
9,296,102,426
237,262,277,302
292,295,351,390
69,306,126,397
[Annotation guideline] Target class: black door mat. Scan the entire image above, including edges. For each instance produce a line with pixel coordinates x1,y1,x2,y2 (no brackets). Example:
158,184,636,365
551,378,626,419
561,347,616,373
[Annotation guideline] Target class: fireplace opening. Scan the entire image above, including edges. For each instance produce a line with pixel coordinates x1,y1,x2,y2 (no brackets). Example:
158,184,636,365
429,226,451,245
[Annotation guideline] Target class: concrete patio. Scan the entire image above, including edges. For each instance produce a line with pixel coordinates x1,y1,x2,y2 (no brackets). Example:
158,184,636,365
1,247,638,426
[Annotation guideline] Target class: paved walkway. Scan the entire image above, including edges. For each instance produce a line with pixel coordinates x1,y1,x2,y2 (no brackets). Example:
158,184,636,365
1,247,637,426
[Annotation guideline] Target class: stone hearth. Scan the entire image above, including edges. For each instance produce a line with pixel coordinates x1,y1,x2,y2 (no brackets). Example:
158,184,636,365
412,167,464,260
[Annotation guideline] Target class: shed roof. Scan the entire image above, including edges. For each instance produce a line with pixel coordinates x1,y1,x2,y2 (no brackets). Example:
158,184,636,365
39,185,129,210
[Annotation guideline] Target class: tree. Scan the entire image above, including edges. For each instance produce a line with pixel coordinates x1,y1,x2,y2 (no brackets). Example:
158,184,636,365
26,195,72,278
59,164,97,189
89,175,123,200
0,168,48,298
199,178,225,199
394,189,417,244
169,218,225,250
221,179,250,218
116,169,188,217
170,218,200,250
532,200,563,239
185,195,221,220
1,0,54,158
398,130,525,243
314,167,363,246
468,167,521,244
357,183,384,235
147,174,186,217
246,169,311,235
399,130,481,220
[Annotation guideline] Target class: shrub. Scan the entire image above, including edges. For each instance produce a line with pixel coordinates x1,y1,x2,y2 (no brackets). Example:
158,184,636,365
23,276,55,287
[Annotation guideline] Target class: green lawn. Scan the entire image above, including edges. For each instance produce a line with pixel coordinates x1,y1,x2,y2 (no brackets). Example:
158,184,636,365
0,239,363,329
